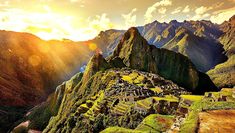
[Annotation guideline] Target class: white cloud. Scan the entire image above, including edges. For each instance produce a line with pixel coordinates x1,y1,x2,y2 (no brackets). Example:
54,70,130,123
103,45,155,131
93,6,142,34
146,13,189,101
122,8,137,28
158,7,167,14
0,7,115,41
191,6,213,20
88,14,114,31
144,0,172,23
182,5,190,13
210,7,235,24
195,6,212,15
171,7,181,14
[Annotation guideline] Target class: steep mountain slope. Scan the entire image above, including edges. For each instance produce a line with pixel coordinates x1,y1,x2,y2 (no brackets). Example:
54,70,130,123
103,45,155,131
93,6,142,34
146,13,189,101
91,29,124,56
0,30,92,106
163,27,226,71
0,30,93,132
208,15,235,87
12,28,220,133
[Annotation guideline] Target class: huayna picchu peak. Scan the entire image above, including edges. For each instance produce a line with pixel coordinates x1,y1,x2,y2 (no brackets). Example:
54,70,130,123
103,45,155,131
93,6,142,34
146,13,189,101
10,26,235,133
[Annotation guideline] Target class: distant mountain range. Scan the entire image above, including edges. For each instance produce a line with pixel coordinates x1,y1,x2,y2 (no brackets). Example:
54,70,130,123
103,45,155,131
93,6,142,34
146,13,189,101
94,15,235,87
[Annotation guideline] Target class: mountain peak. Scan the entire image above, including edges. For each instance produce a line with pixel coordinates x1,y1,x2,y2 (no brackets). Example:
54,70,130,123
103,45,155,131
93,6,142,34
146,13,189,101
122,27,141,41
229,15,235,25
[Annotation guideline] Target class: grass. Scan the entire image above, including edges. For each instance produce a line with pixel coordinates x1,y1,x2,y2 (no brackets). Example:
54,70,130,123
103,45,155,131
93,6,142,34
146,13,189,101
122,72,144,84
136,98,153,109
180,95,203,101
83,90,105,121
150,87,163,93
153,95,178,102
136,114,174,132
80,104,89,109
100,126,143,133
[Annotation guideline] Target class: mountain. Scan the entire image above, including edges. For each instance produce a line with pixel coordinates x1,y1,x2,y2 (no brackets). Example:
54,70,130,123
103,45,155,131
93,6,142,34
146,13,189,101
85,17,234,87
163,26,226,72
108,27,217,93
1,16,235,132
11,27,222,133
92,19,227,73
207,15,235,87
91,29,124,56
0,31,92,107
0,30,93,132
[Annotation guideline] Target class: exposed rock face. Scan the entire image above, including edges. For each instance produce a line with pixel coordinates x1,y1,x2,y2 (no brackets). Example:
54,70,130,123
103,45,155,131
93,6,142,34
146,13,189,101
198,110,235,133
109,27,217,93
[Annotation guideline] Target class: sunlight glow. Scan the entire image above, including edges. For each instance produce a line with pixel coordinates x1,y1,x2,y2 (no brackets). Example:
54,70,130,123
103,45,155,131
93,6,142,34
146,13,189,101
0,5,113,41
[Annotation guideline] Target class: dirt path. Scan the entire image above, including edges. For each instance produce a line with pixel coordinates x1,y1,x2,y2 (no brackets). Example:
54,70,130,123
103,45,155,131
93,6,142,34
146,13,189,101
198,110,235,133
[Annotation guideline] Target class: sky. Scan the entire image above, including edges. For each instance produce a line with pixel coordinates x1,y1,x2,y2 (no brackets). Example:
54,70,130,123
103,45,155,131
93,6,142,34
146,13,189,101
0,0,235,41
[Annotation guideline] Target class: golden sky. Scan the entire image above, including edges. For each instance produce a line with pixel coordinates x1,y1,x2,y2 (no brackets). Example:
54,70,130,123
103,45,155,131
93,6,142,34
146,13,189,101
0,0,235,41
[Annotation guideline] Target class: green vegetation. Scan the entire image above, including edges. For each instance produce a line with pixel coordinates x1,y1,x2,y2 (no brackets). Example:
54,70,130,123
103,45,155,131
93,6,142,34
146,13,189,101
153,95,178,102
101,114,174,133
150,87,163,93
101,126,143,133
207,55,235,87
136,114,174,132
180,92,235,133
180,95,203,101
136,98,153,109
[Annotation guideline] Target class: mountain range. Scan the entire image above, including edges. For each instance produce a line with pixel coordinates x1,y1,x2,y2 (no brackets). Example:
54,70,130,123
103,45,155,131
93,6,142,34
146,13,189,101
11,27,235,133
0,15,234,132
94,16,235,87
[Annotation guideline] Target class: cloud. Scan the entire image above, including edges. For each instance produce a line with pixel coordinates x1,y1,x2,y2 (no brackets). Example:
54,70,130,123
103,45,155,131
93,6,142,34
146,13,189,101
210,6,235,24
144,0,172,23
171,7,181,14
0,7,116,41
122,8,137,28
182,5,190,13
88,13,114,32
195,6,212,15
191,6,213,20
0,1,9,7
158,7,167,14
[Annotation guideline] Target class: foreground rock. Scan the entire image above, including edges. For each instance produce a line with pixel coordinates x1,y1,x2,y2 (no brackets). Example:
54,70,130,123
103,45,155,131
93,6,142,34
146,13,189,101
198,110,235,133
